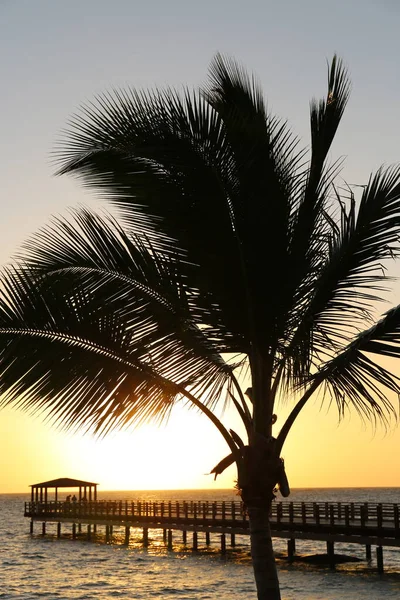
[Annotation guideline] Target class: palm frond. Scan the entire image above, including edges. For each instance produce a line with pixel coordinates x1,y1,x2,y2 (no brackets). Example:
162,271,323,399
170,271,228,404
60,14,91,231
210,452,236,480
318,304,400,424
276,305,400,453
309,56,350,178
0,253,236,437
0,269,173,435
204,53,306,348
19,207,240,363
283,57,351,342
279,165,400,389
54,87,254,348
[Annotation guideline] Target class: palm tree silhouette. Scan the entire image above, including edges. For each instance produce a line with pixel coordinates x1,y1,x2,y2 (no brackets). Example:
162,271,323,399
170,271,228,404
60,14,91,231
1,55,400,599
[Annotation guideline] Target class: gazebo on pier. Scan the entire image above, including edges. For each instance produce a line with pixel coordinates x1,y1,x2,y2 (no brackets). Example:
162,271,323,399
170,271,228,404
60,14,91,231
30,477,98,503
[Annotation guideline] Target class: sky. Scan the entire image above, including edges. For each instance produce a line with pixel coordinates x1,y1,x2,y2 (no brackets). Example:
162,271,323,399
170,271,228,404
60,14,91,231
1,0,400,492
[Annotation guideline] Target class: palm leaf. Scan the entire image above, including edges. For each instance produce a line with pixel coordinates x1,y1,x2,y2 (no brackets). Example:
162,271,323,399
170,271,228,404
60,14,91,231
210,452,236,480
0,269,174,435
279,165,400,388
203,54,307,349
55,87,253,347
277,305,400,453
0,251,235,437
283,57,351,343
318,304,400,423
19,207,240,363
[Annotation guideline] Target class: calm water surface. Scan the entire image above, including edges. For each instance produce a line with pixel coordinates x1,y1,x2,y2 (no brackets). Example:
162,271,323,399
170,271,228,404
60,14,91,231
2,489,400,599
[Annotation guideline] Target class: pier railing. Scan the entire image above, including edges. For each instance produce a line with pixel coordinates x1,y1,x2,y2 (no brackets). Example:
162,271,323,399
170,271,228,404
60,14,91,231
25,500,246,522
24,500,400,531
272,501,400,529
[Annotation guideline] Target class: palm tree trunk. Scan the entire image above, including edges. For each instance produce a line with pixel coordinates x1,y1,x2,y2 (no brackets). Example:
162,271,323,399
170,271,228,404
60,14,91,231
245,352,281,598
247,504,281,600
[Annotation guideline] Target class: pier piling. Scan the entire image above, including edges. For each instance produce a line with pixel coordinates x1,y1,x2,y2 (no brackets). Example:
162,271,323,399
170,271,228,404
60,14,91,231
124,526,130,545
287,538,296,562
143,527,149,547
377,546,384,573
327,541,335,569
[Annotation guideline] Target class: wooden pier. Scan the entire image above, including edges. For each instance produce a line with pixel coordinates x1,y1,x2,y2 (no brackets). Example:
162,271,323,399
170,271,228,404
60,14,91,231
24,498,400,572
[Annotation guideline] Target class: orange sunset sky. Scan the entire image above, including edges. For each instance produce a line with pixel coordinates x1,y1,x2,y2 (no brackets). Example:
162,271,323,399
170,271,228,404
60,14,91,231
2,371,400,492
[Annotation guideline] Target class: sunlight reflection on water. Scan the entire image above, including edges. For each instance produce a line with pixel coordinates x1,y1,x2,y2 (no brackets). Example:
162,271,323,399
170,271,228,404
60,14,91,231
1,489,400,599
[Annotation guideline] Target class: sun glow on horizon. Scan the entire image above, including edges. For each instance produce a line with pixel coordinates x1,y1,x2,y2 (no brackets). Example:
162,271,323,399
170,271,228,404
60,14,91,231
0,403,238,493
2,383,400,494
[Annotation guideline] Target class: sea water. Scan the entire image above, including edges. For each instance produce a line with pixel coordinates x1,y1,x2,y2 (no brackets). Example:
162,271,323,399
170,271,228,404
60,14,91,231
1,489,400,599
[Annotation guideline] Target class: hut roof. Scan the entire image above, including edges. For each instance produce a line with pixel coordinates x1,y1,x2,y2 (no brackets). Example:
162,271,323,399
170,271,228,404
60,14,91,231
30,477,98,488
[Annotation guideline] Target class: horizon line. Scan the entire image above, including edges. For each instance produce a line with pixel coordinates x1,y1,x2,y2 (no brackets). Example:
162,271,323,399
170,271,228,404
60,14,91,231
3,485,400,494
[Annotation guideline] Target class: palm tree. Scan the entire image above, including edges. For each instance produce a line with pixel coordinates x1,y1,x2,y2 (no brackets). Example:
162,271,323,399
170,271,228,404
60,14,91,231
1,56,400,600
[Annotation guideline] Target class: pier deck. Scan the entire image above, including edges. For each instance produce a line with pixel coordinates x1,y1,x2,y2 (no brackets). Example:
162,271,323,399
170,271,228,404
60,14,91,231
24,500,400,571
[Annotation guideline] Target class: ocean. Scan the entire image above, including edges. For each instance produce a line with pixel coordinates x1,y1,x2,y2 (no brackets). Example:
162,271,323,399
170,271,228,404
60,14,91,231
1,488,400,599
